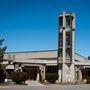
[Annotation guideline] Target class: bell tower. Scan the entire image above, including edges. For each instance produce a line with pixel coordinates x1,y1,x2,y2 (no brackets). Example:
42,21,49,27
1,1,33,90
58,11,75,83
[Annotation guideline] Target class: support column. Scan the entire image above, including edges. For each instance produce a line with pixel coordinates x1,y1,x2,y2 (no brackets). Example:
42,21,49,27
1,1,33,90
62,28,66,83
71,30,75,82
70,63,75,82
72,12,75,63
62,63,66,82
14,64,19,71
39,65,45,82
72,30,75,63
62,11,66,83
79,70,82,81
36,70,39,81
58,65,62,82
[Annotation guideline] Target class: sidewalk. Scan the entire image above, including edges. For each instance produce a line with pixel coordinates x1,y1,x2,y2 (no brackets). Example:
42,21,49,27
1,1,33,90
26,80,44,87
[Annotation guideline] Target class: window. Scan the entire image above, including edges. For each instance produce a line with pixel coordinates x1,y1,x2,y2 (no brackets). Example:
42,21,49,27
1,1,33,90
66,32,70,46
59,33,63,47
66,48,70,57
66,16,70,27
58,49,62,57
59,17,63,26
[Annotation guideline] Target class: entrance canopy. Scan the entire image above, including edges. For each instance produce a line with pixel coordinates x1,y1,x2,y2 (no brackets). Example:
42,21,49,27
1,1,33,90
6,65,14,69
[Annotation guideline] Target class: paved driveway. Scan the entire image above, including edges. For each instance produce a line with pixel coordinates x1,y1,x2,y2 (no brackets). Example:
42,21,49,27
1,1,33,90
0,84,90,90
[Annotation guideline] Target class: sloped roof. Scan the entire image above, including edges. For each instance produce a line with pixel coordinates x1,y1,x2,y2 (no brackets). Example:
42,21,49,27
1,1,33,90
4,50,90,65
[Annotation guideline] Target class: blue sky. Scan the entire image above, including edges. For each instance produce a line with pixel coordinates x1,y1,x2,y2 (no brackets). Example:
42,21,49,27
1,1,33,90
0,0,90,57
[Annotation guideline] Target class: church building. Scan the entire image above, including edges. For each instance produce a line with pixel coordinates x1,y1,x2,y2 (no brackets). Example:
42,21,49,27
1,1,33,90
3,11,90,83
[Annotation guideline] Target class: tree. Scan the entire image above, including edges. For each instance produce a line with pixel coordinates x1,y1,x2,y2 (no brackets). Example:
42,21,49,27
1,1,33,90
0,38,7,83
0,38,7,62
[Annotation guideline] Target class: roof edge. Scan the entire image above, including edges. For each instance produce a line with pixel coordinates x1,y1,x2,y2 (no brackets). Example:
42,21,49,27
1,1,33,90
75,53,88,60
5,50,57,54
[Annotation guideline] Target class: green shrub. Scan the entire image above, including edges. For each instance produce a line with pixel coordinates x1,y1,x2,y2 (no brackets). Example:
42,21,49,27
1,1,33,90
11,71,28,84
45,73,58,83
0,69,6,83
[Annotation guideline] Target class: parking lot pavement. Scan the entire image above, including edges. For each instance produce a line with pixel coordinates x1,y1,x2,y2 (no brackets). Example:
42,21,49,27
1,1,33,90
0,84,90,90
47,84,90,90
